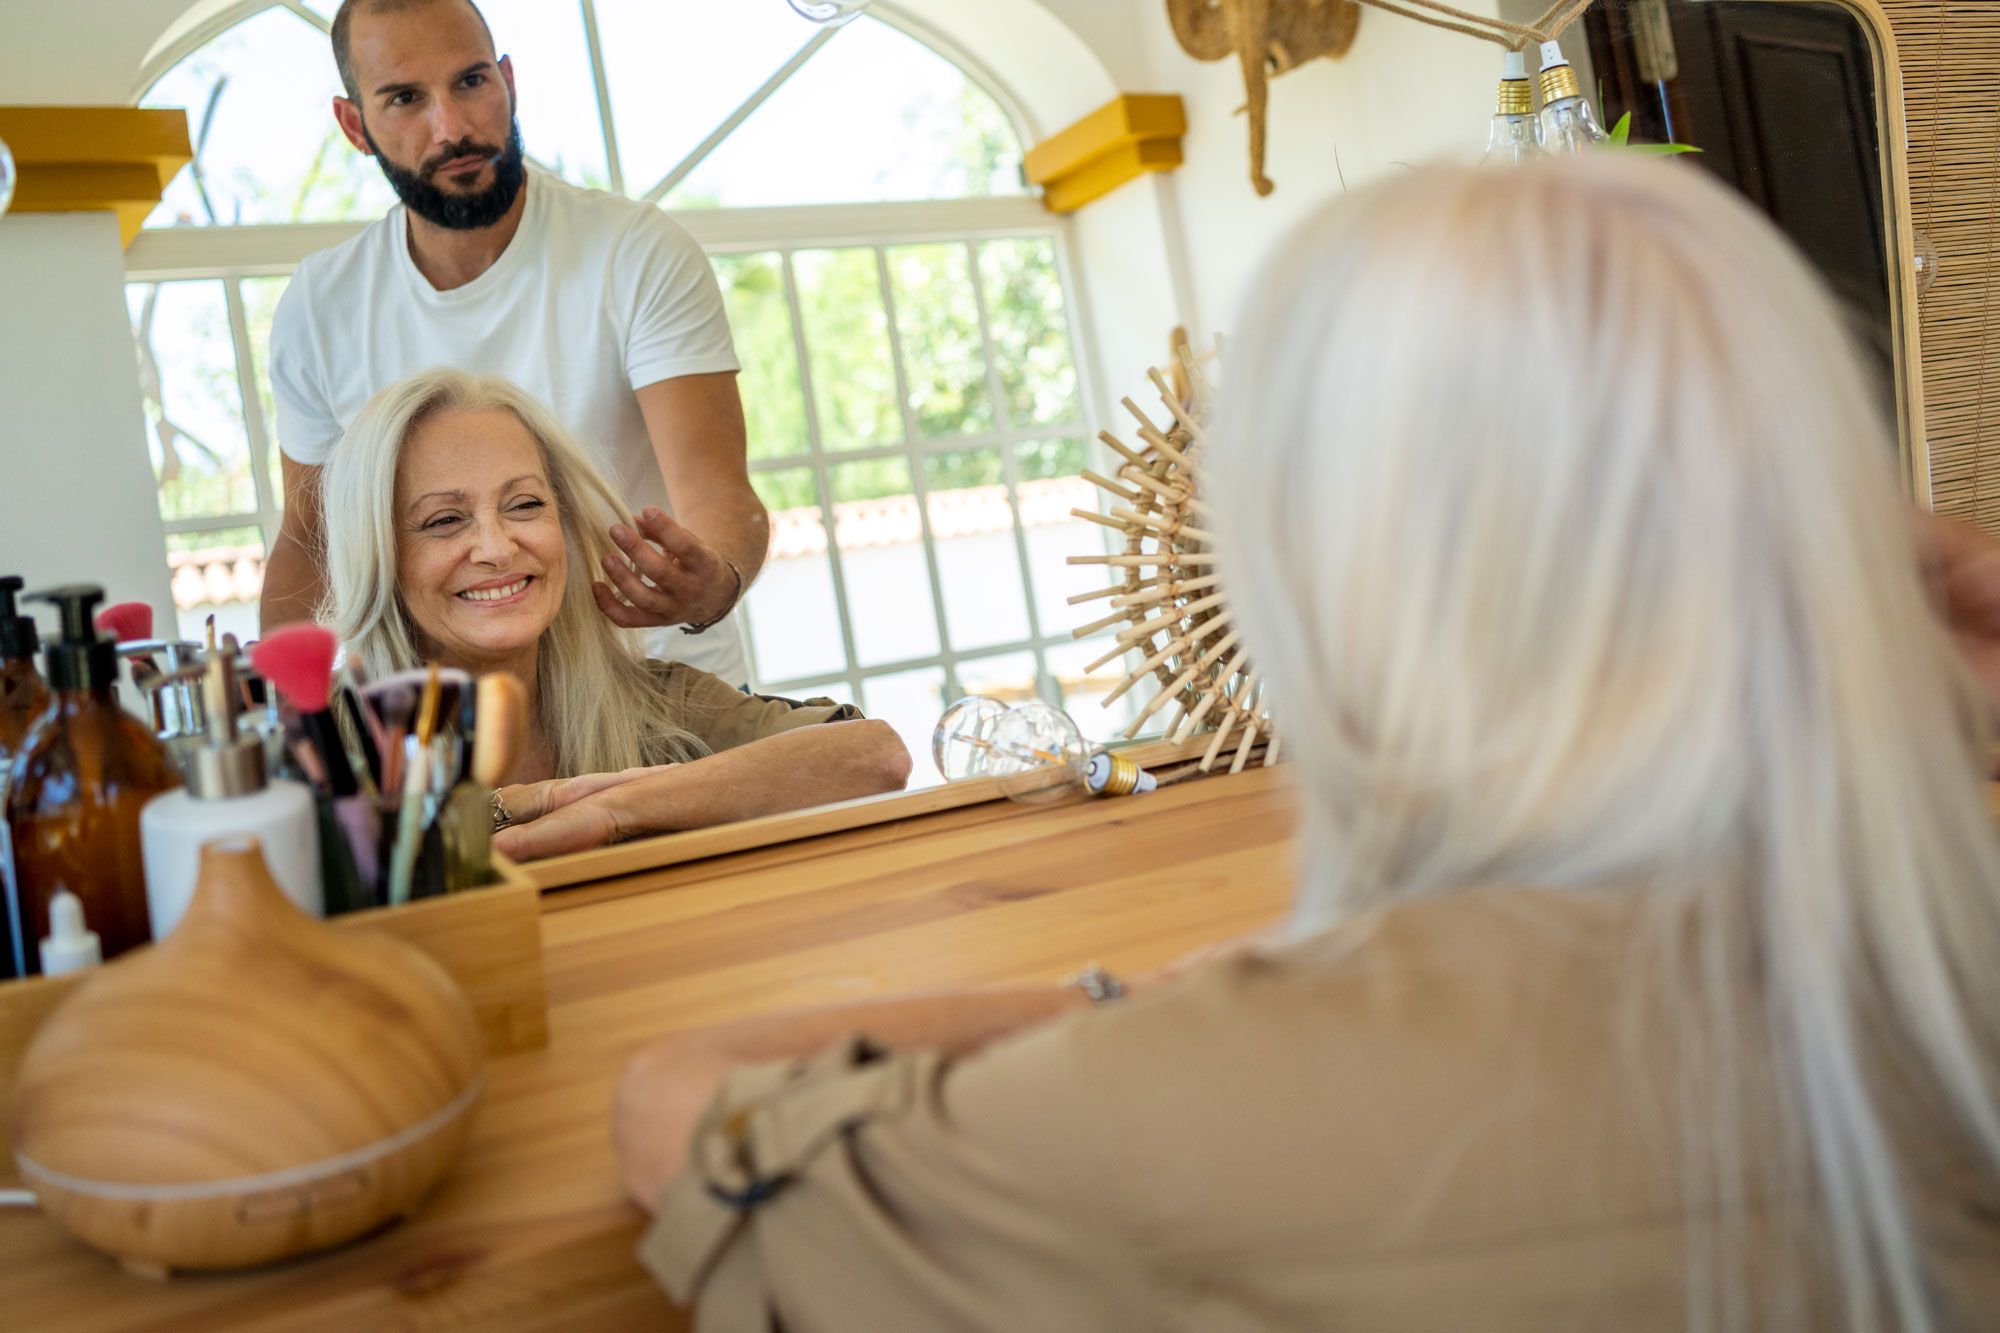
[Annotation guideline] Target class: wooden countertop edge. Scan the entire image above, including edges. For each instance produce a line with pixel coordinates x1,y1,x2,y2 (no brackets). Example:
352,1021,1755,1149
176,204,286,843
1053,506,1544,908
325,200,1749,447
524,733,1274,891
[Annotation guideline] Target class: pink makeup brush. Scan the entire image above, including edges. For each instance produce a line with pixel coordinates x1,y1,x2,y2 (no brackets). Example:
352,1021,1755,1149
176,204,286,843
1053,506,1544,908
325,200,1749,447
93,602,153,643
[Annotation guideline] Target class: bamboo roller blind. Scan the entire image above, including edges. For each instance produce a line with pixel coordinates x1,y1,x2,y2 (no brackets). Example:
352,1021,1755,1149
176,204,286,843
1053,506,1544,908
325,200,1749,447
1880,1,2000,526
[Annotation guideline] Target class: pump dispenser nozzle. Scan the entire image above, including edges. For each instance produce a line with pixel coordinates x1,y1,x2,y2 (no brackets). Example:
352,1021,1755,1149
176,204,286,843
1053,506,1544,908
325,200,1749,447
188,634,266,799
30,585,118,693
0,576,40,662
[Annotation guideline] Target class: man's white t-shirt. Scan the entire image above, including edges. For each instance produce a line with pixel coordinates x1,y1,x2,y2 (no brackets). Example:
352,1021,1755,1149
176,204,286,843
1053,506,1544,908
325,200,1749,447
269,167,750,683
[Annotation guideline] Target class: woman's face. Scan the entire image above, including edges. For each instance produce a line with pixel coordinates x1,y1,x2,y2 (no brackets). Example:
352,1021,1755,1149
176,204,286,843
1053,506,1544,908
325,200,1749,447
394,406,567,668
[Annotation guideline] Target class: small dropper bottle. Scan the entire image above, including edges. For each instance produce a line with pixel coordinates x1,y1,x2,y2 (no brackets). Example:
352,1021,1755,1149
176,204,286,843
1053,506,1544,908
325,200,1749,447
1482,50,1542,165
5,586,181,973
1536,39,1608,154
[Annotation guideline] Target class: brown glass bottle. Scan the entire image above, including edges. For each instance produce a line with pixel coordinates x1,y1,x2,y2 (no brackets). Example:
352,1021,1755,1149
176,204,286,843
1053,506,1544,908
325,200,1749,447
6,587,179,974
0,576,52,979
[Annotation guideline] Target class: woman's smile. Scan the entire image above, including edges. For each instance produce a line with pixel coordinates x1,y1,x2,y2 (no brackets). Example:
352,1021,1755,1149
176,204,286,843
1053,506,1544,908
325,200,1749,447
457,574,535,606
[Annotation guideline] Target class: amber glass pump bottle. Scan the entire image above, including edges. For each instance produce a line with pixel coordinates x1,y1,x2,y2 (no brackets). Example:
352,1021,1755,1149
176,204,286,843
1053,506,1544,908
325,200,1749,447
0,576,52,979
6,586,180,975
0,576,48,753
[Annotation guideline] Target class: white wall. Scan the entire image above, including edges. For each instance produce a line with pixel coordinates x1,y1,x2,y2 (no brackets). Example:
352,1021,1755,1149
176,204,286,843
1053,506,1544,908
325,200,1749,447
1119,0,1500,341
0,213,176,636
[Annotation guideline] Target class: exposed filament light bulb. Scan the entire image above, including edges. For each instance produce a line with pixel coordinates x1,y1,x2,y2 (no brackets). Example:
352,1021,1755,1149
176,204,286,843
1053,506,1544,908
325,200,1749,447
1482,50,1542,165
786,0,869,25
933,698,1157,805
1535,40,1608,154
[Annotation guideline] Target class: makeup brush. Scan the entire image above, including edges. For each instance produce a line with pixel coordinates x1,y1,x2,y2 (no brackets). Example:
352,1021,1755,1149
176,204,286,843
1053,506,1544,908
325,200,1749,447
249,626,355,796
473,671,528,789
94,601,153,644
385,664,443,906
441,672,529,891
252,626,381,909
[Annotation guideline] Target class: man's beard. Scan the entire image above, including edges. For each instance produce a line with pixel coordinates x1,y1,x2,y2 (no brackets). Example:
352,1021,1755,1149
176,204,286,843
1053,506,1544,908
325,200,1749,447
364,116,527,231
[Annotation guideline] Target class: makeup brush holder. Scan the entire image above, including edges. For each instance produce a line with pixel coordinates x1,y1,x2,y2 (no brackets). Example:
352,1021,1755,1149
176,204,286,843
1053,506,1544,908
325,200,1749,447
10,835,486,1272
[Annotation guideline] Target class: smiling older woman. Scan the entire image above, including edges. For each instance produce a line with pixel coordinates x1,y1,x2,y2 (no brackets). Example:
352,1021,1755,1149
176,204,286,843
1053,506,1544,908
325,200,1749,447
318,367,911,858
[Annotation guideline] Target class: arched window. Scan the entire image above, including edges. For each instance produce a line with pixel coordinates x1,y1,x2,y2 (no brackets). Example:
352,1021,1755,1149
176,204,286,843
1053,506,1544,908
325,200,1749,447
126,1,1139,782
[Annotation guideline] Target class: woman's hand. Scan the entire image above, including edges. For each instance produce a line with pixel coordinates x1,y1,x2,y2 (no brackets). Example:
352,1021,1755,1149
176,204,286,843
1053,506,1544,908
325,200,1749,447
1920,510,2000,709
494,790,631,860
491,766,676,861
495,765,677,826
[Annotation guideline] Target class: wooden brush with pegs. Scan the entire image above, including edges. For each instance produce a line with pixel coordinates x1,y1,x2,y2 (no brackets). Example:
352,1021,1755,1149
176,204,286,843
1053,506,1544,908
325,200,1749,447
1065,332,1277,775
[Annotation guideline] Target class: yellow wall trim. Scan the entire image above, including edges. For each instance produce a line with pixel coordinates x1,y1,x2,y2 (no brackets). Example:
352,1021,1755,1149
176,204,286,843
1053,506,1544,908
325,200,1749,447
1024,94,1186,214
0,107,192,246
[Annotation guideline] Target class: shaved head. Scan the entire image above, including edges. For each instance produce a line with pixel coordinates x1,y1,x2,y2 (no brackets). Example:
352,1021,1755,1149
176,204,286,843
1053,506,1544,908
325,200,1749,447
331,0,495,101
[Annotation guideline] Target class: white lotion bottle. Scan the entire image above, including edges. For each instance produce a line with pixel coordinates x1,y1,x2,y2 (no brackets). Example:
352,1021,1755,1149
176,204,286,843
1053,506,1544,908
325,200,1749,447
141,641,322,938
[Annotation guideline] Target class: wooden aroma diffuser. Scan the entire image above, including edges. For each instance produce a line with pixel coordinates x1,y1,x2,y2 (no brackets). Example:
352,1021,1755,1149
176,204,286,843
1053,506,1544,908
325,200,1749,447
10,835,485,1274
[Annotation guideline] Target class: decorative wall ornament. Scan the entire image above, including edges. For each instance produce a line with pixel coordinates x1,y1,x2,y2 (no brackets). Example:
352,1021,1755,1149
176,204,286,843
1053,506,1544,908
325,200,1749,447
1166,0,1361,196
1066,338,1276,774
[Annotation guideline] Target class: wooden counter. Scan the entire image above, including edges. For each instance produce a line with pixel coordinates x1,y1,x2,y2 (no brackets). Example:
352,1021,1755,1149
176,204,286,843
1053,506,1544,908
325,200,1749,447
1,765,1297,1331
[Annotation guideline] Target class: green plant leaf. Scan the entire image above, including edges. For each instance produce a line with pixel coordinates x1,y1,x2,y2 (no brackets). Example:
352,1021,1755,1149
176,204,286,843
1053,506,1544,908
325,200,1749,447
1608,111,1632,147
1628,142,1704,155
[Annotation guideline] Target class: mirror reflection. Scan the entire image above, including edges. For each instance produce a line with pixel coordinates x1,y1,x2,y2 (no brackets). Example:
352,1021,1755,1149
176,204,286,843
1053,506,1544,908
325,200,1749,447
80,0,1911,864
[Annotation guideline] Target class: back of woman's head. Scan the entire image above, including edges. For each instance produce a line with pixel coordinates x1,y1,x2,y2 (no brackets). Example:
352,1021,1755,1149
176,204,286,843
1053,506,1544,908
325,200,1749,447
1211,155,2000,1330
319,366,703,773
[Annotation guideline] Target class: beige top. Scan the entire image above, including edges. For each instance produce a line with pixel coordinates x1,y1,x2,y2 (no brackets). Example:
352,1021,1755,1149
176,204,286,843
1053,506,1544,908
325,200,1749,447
649,661,861,757
639,888,2000,1331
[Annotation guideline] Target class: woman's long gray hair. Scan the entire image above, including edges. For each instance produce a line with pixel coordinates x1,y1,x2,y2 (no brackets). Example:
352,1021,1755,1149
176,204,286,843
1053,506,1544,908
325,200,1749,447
1210,155,2000,1331
318,367,706,775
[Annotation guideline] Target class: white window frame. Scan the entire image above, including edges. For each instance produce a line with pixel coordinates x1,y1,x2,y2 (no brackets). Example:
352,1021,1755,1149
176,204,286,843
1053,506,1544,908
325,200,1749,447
125,1,1129,711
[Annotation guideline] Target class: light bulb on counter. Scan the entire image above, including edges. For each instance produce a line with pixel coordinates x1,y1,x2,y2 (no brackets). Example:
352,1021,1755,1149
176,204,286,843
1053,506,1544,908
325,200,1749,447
934,695,1010,782
786,0,869,24
1481,50,1542,166
932,697,1159,805
0,134,15,216
1535,40,1607,154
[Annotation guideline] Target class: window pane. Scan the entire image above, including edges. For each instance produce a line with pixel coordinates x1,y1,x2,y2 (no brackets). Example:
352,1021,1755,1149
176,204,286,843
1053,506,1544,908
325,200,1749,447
469,0,613,188
831,459,939,667
1014,439,1106,642
889,244,993,439
594,0,817,198
143,6,395,228
664,17,1025,209
168,526,265,645
1045,637,1150,744
956,648,1038,705
745,468,846,684
794,249,899,451
713,253,808,461
861,665,947,789
129,281,255,521
241,275,290,510
980,238,1081,429
924,449,1029,651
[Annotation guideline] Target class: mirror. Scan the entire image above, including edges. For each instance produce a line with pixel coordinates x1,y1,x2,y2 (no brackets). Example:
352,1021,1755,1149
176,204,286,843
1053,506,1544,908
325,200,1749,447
1529,0,1913,453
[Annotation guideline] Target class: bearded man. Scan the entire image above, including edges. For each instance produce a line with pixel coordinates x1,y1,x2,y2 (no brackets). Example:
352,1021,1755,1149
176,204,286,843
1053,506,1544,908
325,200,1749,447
261,0,763,684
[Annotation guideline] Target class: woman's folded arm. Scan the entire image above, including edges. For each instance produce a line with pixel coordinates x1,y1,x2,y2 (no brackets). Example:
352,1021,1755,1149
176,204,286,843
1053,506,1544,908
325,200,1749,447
492,719,912,859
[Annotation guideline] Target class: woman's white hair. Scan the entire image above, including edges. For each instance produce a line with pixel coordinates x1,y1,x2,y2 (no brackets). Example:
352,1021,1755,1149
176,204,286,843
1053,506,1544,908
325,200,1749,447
1211,154,2000,1331
318,366,706,775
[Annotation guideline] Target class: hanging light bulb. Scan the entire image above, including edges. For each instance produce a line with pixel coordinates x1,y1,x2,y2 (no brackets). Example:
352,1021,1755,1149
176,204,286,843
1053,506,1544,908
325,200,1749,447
932,698,1158,805
786,0,869,25
1481,50,1542,165
1535,39,1607,154
0,134,15,216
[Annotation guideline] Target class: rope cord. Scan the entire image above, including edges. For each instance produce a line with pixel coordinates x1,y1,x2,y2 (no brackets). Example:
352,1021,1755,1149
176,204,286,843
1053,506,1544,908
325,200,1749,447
1341,0,1600,50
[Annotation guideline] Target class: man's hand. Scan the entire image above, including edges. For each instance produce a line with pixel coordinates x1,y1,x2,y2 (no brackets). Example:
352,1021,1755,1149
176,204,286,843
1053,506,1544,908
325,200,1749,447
593,506,740,631
1919,510,2000,709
